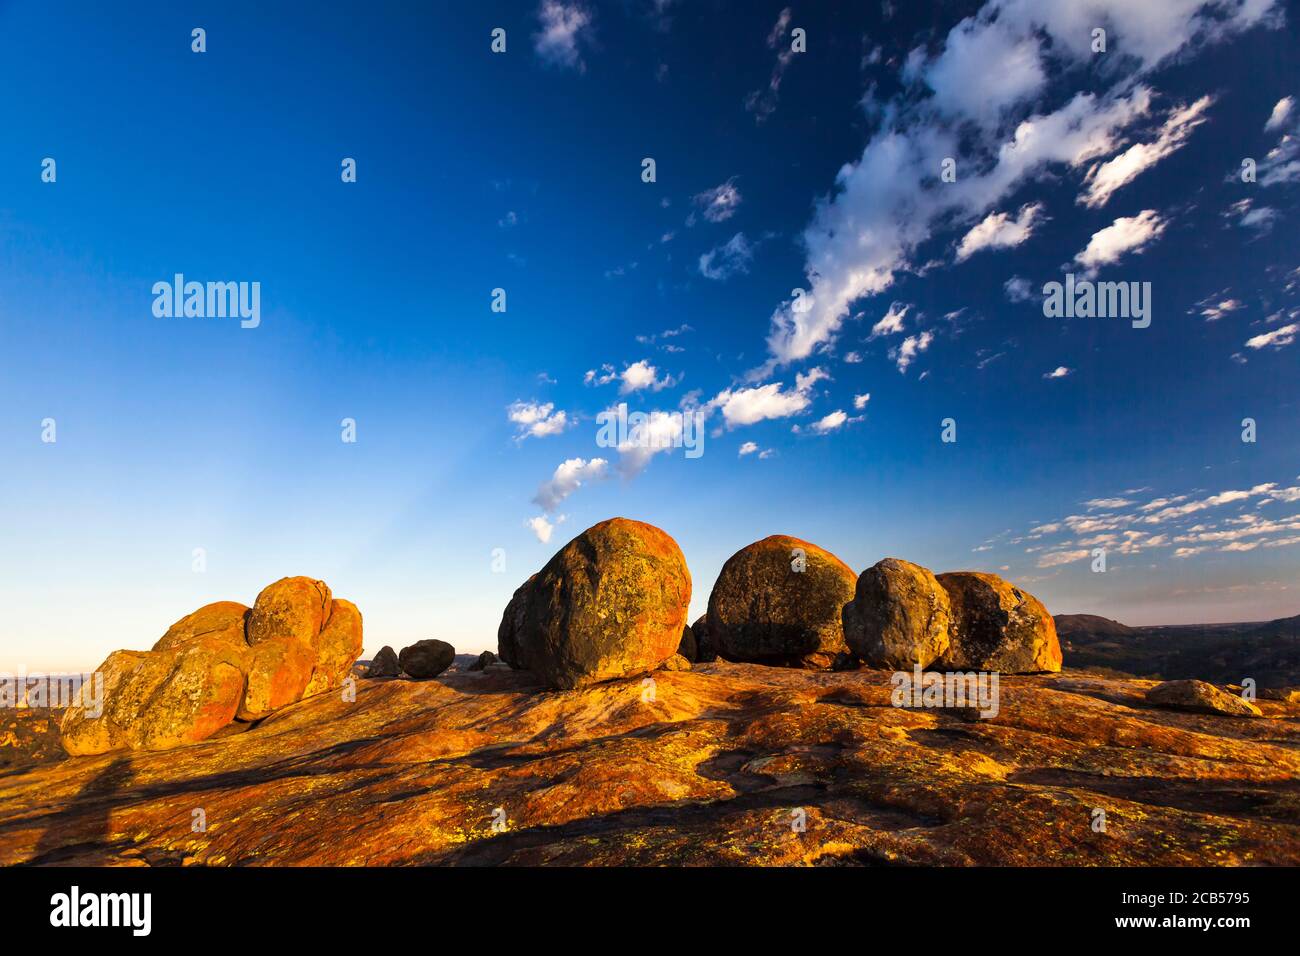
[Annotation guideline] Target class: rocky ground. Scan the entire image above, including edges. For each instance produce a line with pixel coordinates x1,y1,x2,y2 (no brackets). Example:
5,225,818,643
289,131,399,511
3,660,1299,866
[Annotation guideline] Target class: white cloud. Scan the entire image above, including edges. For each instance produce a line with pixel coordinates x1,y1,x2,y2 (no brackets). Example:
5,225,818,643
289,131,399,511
738,441,759,456
1200,298,1243,321
533,457,608,511
587,360,678,393
853,392,871,410
618,359,678,394
708,367,827,427
869,302,910,338
1245,323,1297,350
1265,95,1294,132
1085,497,1133,510
507,400,569,439
1043,366,1072,379
1074,209,1166,275
745,8,795,122
1004,276,1034,302
955,202,1044,261
526,514,566,543
811,410,849,434
844,351,863,363
699,232,754,280
693,179,743,223
533,1,592,71
889,331,932,373
1080,96,1213,208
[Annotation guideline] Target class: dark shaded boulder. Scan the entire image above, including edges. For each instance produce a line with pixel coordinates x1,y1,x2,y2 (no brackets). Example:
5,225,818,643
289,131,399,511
1146,679,1261,717
831,652,860,672
676,624,698,662
706,535,855,668
399,640,456,679
366,647,400,676
366,646,401,678
468,650,498,672
497,575,536,670
842,558,952,668
936,572,1062,673
500,518,691,690
692,615,718,663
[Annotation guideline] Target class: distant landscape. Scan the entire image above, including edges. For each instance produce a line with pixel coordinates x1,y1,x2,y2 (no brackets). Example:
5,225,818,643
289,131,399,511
1058,613,1300,686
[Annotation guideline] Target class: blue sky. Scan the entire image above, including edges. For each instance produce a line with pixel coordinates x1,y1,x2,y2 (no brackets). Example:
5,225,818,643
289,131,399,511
2,0,1298,671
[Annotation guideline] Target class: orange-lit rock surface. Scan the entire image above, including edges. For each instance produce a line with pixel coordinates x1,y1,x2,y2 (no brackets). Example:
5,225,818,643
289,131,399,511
4,663,1299,866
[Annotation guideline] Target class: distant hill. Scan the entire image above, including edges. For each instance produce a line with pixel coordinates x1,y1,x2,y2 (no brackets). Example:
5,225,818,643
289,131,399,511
1057,611,1300,686
1247,614,1300,639
1055,614,1139,639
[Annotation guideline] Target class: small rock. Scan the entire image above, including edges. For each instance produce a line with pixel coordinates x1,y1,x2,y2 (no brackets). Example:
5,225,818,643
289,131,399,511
399,640,456,679
661,654,692,672
366,646,401,678
468,650,498,672
1146,679,1262,717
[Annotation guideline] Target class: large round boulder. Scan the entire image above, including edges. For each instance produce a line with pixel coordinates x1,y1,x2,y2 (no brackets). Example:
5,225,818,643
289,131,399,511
707,535,855,668
246,577,332,645
506,518,691,689
936,572,1062,673
842,558,952,668
399,639,456,678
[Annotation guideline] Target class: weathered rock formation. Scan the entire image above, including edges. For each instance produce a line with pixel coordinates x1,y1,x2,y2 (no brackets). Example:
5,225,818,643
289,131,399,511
707,535,856,668
11,664,1300,866
60,577,363,755
937,572,1062,673
496,518,691,689
842,558,952,668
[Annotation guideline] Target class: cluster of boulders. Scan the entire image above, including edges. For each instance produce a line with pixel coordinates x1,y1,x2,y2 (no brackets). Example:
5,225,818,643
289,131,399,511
498,518,1062,690
62,577,363,755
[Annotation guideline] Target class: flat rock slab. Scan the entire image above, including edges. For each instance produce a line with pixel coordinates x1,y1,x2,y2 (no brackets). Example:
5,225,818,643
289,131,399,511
2,665,1299,866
